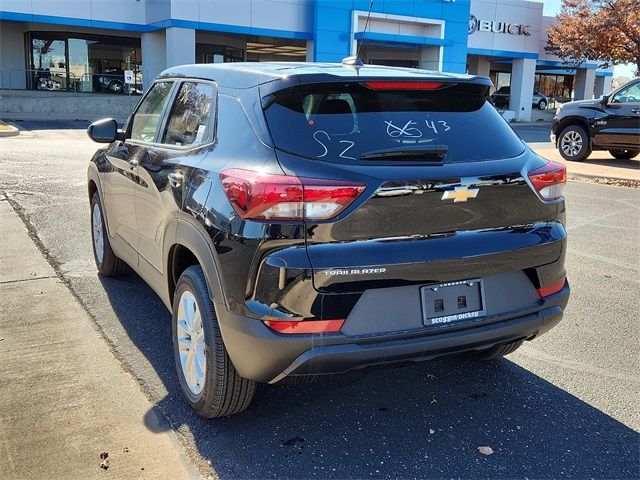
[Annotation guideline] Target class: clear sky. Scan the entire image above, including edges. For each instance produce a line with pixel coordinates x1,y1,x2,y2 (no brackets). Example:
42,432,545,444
540,0,637,77
541,0,563,16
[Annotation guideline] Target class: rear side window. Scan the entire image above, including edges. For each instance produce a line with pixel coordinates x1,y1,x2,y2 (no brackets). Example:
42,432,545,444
162,82,215,146
130,81,173,142
264,82,524,163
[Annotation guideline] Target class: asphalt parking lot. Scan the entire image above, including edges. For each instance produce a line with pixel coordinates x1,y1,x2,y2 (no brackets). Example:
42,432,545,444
1,121,638,479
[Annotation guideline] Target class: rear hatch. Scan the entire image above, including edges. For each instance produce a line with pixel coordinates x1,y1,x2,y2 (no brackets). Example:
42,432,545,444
262,77,564,294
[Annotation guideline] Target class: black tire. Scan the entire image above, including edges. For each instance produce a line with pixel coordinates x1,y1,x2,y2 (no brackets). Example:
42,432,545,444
108,80,124,94
558,125,591,162
609,149,639,160
466,340,524,360
537,99,547,110
90,192,128,276
172,265,256,418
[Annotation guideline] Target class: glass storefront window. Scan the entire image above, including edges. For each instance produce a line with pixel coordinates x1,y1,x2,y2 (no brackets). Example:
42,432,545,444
488,71,512,94
27,32,142,94
99,41,142,94
196,44,244,63
68,38,93,92
534,74,574,103
31,38,68,91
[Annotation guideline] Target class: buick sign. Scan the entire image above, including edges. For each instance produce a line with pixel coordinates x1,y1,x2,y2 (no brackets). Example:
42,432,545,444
469,15,479,34
468,14,531,36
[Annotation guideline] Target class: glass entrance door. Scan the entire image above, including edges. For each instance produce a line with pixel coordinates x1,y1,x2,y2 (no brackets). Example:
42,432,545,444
30,38,68,91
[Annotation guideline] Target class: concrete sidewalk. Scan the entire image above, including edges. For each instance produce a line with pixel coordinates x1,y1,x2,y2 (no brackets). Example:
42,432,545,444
0,120,19,137
0,197,200,479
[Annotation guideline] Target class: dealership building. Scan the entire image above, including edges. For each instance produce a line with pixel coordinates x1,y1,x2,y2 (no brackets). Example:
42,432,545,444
0,0,613,121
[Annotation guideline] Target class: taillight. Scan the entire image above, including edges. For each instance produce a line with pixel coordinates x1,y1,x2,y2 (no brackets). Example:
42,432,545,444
264,319,345,334
364,81,444,90
536,277,567,297
220,169,365,221
528,161,567,200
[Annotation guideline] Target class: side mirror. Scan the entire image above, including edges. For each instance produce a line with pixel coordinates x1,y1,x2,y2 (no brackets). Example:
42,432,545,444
601,94,609,105
87,118,123,143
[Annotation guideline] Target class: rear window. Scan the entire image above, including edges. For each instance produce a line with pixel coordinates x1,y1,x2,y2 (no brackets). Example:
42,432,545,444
263,82,524,163
162,81,215,147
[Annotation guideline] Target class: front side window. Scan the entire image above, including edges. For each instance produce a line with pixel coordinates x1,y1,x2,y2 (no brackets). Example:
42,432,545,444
162,82,215,147
611,81,640,104
130,82,173,142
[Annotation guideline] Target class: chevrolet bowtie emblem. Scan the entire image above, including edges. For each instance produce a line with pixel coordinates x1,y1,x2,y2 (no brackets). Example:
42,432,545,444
441,186,479,202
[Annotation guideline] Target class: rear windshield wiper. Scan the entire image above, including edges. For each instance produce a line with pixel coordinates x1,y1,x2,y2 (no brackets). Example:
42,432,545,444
359,145,448,162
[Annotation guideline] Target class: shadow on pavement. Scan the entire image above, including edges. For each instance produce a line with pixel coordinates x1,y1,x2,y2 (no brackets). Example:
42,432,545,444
11,119,91,130
580,155,640,169
99,273,638,479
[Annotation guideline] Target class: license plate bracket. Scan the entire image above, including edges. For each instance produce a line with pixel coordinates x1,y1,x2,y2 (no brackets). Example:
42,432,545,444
421,279,486,327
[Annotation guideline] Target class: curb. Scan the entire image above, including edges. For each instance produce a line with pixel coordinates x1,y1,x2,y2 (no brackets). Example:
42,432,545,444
511,121,553,127
1,113,128,123
0,121,19,137
568,172,640,188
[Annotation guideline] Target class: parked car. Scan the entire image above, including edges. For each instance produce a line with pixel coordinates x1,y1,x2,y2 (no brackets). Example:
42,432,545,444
491,86,549,110
551,78,640,162
93,69,142,95
87,63,570,417
93,69,127,94
32,68,61,91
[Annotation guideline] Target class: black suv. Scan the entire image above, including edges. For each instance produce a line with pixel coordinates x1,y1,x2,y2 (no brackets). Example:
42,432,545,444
551,78,640,162
87,63,569,418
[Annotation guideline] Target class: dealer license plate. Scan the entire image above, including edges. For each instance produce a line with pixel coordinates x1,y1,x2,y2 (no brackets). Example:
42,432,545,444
421,279,486,327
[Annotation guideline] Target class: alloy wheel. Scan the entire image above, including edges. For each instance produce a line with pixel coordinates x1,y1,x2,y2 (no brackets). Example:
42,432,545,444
92,203,104,264
560,130,583,157
176,291,206,395
110,81,123,94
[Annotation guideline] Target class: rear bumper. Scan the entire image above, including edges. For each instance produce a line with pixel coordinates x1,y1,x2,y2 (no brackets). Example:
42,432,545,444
273,304,563,382
217,284,569,383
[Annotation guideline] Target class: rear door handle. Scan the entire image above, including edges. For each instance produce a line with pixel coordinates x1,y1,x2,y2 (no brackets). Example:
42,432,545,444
168,171,184,188
631,108,640,114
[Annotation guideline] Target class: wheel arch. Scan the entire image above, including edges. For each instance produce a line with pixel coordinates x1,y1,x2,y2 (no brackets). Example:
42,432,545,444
164,218,261,386
87,163,101,200
556,117,591,143
87,164,112,237
167,243,199,305
164,217,226,310
88,178,98,201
